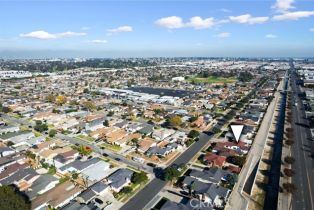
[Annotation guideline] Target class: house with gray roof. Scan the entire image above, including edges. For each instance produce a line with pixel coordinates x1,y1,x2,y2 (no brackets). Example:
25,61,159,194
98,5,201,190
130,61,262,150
90,182,109,196
20,108,37,117
25,174,59,200
160,200,193,210
126,123,143,133
0,153,25,169
58,158,100,175
0,125,19,134
0,167,38,186
146,142,181,157
189,168,231,184
106,168,133,192
138,124,154,135
146,146,172,157
114,120,128,128
77,189,96,204
61,201,92,210
181,176,230,208
0,130,35,145
0,147,15,157
27,136,46,146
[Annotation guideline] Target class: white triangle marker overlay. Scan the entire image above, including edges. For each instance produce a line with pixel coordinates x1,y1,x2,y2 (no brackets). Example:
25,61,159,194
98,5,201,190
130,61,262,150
230,125,244,142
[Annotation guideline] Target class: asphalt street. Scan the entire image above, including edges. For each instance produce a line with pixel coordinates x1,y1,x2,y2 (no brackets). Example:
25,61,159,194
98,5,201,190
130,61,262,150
120,132,212,210
55,133,154,174
291,69,314,210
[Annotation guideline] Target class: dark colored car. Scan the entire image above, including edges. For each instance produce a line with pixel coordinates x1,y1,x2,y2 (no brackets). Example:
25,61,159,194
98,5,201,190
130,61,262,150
147,162,156,168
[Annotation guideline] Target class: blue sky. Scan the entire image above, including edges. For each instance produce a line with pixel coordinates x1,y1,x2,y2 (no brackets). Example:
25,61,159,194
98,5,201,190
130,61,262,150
0,0,314,58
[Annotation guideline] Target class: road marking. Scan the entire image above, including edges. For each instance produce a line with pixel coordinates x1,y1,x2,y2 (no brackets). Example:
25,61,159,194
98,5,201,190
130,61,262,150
293,84,314,210
299,117,314,210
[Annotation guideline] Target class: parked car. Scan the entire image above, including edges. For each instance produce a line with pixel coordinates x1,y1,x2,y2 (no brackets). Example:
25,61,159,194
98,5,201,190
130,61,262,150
147,162,156,168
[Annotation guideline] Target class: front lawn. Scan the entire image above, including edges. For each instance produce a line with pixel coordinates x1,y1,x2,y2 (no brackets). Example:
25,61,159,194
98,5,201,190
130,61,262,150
77,134,95,142
101,143,121,152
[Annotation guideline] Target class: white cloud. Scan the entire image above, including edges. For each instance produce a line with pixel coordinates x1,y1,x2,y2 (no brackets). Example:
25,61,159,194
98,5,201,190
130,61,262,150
155,16,222,30
215,32,231,38
20,31,55,39
155,16,184,29
220,8,231,13
186,16,216,29
272,11,314,21
229,14,269,24
272,0,295,13
20,30,86,40
81,26,91,30
57,31,86,38
89,39,107,44
265,34,277,38
107,26,133,33
310,28,314,32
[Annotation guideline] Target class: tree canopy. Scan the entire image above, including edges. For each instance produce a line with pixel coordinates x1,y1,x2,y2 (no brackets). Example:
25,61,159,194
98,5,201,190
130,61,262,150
77,145,92,156
46,94,55,103
34,120,48,133
48,129,57,138
34,120,48,132
168,115,182,127
55,95,67,105
238,71,253,82
164,166,181,181
188,130,200,139
0,185,31,210
131,171,148,184
82,101,96,111
103,120,109,127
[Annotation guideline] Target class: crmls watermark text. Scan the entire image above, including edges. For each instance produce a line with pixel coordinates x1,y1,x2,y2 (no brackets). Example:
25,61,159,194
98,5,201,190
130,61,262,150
189,198,212,209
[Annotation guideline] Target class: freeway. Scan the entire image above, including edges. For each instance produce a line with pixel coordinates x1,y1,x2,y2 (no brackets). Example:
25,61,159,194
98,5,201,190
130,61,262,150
119,132,212,210
55,133,154,174
290,68,314,210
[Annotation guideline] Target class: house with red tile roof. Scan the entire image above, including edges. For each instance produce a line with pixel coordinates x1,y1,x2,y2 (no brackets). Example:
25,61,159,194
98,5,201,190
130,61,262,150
203,153,226,168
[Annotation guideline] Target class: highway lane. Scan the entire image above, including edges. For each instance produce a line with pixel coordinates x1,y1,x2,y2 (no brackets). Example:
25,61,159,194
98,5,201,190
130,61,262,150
291,71,314,210
120,132,212,210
